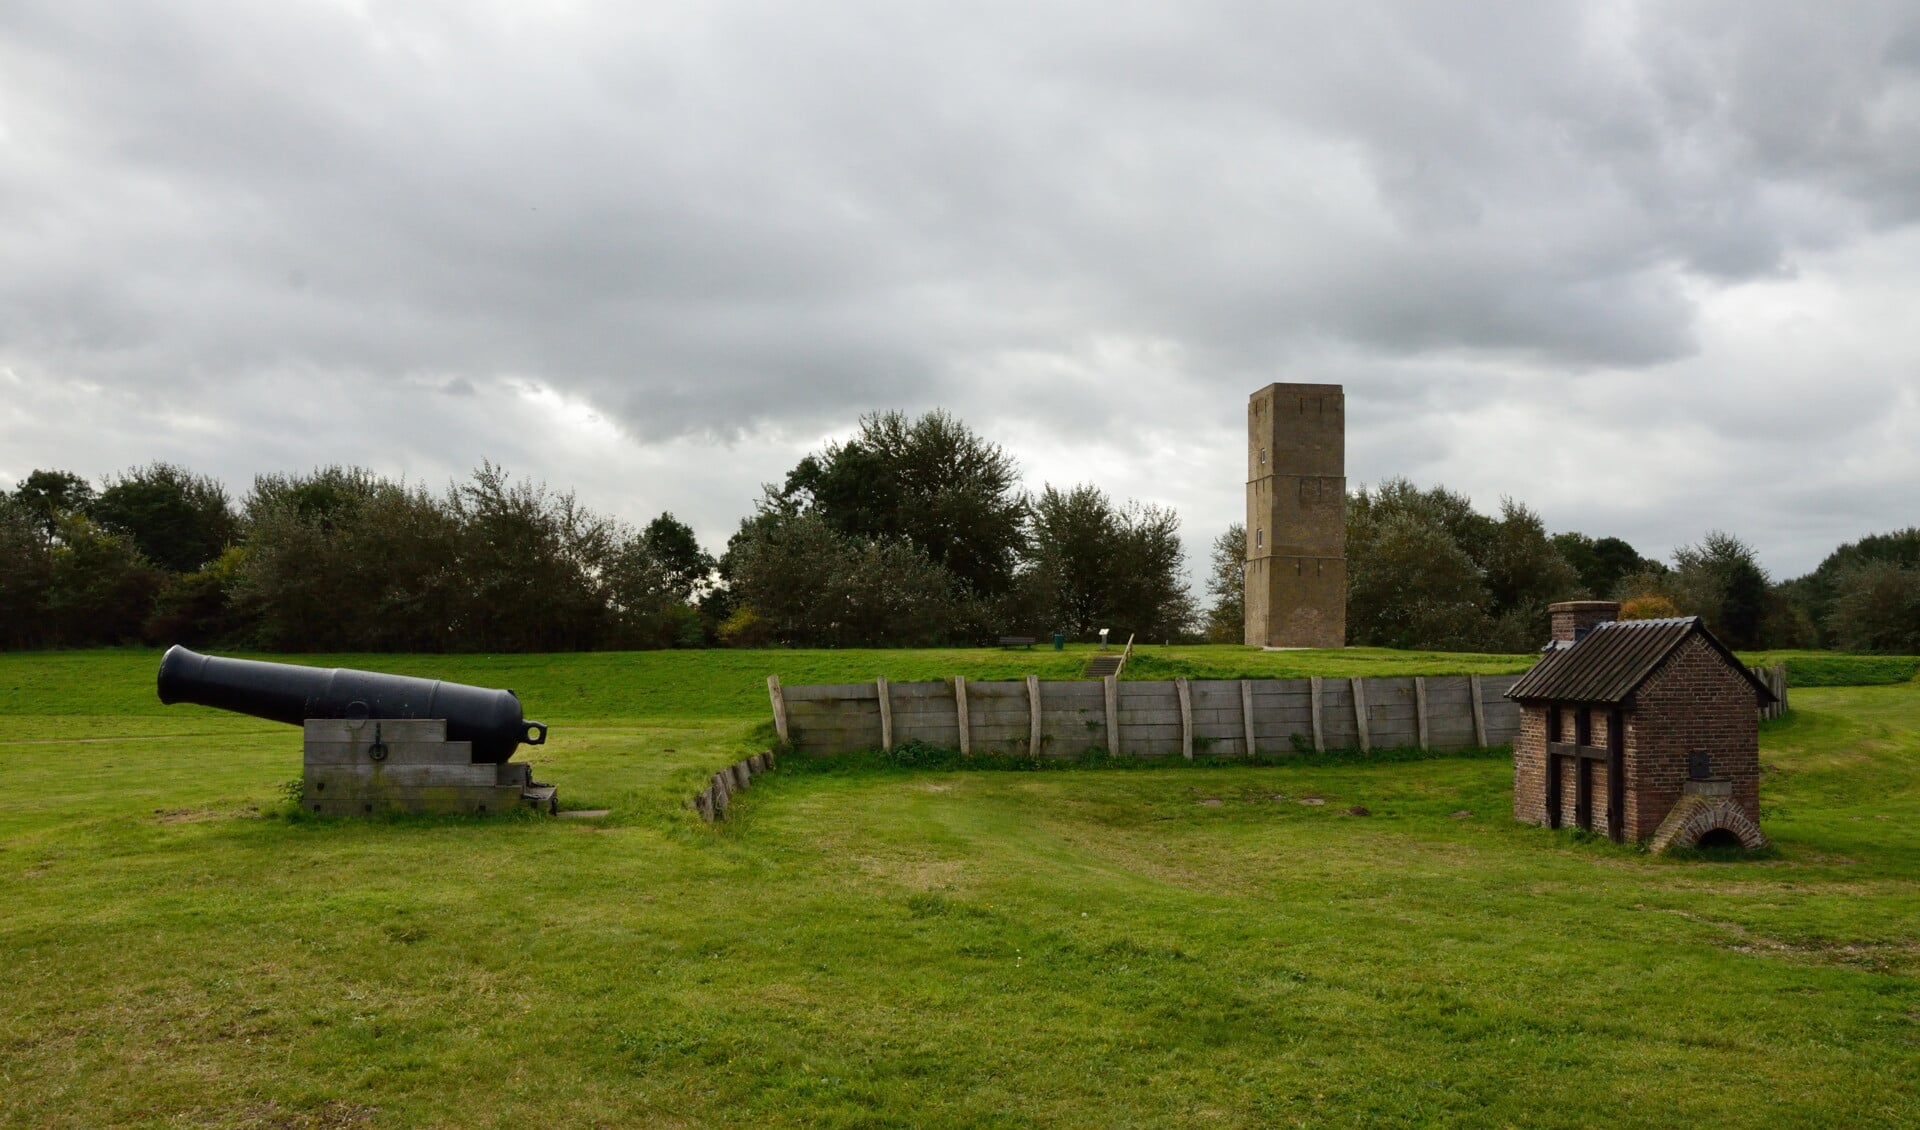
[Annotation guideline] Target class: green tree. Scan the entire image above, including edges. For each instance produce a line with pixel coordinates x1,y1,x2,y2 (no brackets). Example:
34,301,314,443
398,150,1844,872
781,410,1027,602
1780,528,1920,645
1670,531,1770,649
45,516,163,645
235,468,464,652
1824,562,1920,653
9,469,95,544
91,463,238,574
725,503,957,647
144,546,249,647
1347,511,1490,650
1551,532,1661,599
448,463,614,652
0,498,53,648
1023,485,1194,640
1204,523,1247,643
643,512,716,603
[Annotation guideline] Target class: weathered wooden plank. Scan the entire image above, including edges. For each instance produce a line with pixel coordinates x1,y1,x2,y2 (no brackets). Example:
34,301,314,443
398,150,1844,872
1028,674,1043,756
781,682,882,701
1414,676,1429,752
1104,675,1119,756
1241,680,1256,757
764,675,787,744
955,675,971,755
302,719,448,744
302,743,478,768
1167,675,1182,763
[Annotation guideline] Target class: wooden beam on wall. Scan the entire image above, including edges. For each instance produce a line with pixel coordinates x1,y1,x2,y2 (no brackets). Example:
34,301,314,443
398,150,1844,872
1240,680,1255,757
1351,677,1370,753
1309,676,1325,752
1414,676,1430,752
1103,675,1119,757
767,675,789,747
876,675,892,752
954,675,971,755
1175,676,1194,761
1026,674,1042,757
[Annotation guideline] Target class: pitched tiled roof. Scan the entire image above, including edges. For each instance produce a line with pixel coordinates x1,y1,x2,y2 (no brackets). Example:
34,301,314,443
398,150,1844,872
1505,616,1776,706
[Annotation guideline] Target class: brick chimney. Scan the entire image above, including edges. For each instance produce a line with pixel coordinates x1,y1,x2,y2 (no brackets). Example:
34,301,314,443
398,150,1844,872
1549,601,1621,644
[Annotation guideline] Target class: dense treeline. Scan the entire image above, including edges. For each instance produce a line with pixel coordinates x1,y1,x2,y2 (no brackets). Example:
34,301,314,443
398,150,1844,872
711,411,1194,647
1,463,710,652
6,411,1917,653
1197,479,1913,653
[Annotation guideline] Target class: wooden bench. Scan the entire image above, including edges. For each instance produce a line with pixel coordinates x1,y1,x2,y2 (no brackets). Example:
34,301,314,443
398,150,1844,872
996,636,1037,649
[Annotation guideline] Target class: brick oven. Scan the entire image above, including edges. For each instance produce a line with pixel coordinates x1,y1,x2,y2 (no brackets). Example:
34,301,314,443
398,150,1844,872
1506,601,1776,851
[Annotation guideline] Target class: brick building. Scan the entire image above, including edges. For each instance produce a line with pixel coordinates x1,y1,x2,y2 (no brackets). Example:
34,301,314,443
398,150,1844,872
1506,601,1776,851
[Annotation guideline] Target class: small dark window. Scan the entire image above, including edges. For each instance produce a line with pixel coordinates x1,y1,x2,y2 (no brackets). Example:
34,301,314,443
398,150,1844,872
1256,528,1263,548
1688,751,1713,780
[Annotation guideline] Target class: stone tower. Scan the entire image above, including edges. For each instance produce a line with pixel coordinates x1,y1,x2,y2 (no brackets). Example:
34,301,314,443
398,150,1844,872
1245,383,1346,648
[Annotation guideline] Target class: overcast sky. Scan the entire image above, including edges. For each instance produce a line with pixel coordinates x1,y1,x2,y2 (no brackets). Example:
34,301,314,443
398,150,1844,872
4,0,1917,584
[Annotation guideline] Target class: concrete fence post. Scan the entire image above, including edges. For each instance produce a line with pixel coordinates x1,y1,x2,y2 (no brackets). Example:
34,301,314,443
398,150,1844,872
1175,676,1193,761
1352,677,1371,753
876,675,893,752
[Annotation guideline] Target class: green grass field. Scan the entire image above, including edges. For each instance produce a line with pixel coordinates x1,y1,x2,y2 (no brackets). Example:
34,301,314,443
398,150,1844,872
3,646,1917,1127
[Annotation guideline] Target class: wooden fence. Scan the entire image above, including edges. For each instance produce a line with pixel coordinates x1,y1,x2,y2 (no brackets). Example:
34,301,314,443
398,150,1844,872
1750,663,1788,720
767,674,1526,759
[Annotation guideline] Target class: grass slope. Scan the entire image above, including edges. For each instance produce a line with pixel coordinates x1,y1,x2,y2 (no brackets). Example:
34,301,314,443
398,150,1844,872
0,644,1540,725
1,649,1916,1127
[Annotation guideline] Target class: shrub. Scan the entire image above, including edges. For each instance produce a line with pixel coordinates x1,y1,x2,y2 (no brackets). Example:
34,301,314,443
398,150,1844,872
718,605,774,647
1619,594,1681,620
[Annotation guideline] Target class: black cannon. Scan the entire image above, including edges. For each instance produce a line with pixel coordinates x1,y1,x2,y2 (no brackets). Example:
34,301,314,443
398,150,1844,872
157,645,548,762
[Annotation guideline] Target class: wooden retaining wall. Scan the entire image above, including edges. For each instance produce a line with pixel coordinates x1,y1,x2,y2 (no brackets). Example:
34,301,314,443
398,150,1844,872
768,674,1526,758
1750,664,1788,720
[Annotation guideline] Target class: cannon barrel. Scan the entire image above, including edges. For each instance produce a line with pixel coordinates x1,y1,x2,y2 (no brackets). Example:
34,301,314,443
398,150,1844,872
157,645,547,762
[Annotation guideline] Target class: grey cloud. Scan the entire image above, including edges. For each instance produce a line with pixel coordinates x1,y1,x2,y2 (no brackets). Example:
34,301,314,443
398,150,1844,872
3,0,1918,579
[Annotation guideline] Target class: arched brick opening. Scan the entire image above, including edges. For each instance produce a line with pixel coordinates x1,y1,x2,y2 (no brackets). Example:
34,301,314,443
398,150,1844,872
1649,795,1768,854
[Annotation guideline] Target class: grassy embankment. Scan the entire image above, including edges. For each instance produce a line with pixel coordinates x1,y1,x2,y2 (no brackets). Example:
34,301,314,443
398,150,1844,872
1,645,1916,1127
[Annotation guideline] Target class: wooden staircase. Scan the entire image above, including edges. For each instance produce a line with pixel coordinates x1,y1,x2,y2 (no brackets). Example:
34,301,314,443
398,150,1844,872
1082,634,1134,679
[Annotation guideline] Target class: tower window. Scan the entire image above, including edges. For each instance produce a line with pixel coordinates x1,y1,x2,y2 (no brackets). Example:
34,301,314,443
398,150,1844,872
1256,528,1263,548
1260,448,1267,467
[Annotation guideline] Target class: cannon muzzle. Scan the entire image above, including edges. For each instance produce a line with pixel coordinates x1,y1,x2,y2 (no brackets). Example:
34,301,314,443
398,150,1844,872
157,645,548,762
